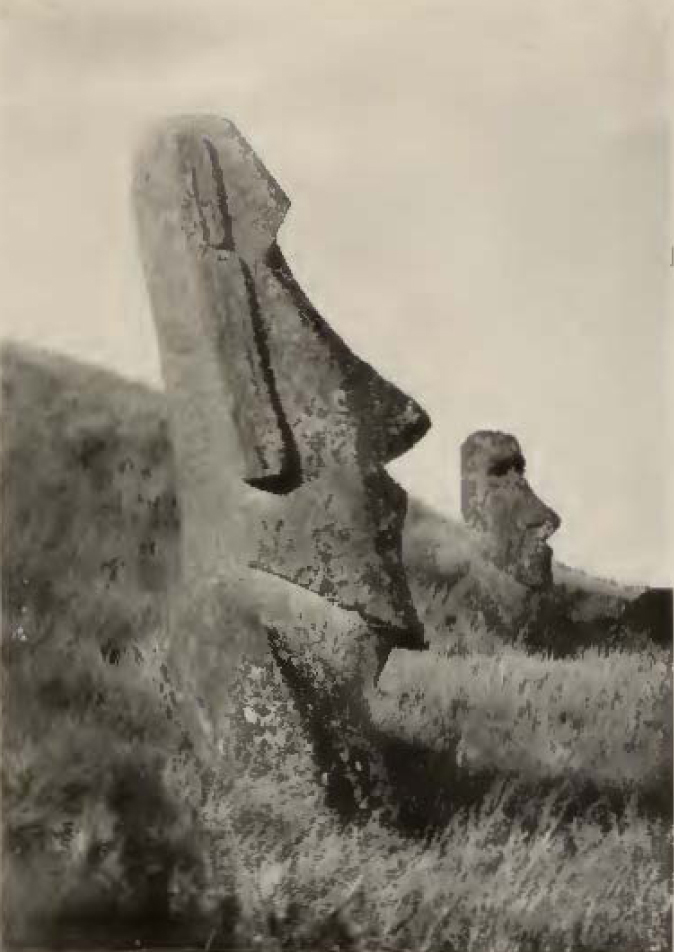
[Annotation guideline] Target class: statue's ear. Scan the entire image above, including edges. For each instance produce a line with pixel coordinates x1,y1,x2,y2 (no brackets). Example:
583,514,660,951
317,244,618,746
133,117,299,493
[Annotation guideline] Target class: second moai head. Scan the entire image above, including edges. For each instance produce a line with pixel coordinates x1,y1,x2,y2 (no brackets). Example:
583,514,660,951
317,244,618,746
461,431,561,589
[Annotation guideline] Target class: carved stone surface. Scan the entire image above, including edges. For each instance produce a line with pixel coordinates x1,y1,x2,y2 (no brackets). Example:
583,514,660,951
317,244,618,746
404,433,671,657
133,115,430,820
461,430,561,589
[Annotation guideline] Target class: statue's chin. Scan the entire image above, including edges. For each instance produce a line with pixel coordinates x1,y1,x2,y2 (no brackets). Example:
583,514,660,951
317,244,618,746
484,538,553,590
513,542,554,590
467,528,554,591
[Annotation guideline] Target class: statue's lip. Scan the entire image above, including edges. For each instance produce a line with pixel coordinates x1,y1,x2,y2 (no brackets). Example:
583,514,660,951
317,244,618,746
527,541,554,570
382,403,432,462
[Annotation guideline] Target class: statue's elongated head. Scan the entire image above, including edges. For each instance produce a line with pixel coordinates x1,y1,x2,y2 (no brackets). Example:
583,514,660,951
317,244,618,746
133,115,430,494
133,115,430,632
461,430,560,588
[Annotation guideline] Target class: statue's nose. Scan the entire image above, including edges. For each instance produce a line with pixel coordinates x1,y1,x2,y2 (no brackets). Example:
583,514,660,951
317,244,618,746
540,505,561,539
522,484,561,537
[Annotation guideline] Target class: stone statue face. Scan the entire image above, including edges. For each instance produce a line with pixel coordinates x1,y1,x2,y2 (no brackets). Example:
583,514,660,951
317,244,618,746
133,115,430,642
461,431,560,588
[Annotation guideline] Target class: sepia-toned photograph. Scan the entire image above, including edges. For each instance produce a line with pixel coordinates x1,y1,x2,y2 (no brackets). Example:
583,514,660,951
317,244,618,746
1,2,671,950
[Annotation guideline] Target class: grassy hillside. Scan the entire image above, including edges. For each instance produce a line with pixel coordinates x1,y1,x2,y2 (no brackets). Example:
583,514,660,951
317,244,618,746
1,343,671,951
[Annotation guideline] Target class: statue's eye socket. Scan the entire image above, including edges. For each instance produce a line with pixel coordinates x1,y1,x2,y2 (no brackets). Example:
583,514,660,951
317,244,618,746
488,455,526,478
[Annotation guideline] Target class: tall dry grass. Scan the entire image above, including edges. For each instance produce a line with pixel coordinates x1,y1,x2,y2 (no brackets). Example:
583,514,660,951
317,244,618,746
2,344,671,950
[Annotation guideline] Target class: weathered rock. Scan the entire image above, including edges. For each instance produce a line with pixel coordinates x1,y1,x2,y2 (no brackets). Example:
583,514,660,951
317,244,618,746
406,467,671,657
132,115,430,820
460,430,561,589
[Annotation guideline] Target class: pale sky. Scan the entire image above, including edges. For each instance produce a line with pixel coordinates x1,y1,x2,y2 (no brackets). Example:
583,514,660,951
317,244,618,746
0,0,671,586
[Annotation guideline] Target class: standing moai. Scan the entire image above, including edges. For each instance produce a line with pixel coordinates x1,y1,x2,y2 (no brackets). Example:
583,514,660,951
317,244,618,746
459,429,671,652
460,430,561,589
132,115,431,821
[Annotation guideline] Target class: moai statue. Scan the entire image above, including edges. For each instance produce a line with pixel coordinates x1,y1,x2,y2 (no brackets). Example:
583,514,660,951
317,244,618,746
458,430,671,652
461,430,561,590
133,115,430,822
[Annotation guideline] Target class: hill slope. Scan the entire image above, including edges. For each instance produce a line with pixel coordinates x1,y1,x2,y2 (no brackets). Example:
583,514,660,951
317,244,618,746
1,343,671,951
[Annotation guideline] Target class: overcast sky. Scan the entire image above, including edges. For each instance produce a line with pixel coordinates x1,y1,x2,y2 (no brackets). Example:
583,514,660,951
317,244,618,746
0,0,670,586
